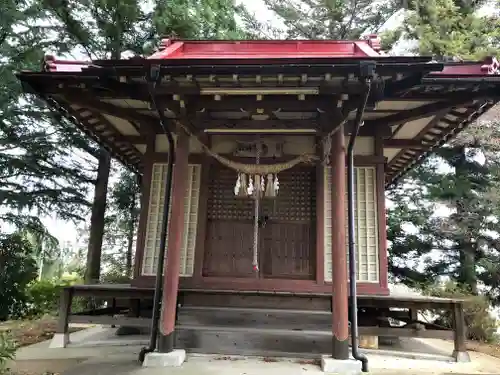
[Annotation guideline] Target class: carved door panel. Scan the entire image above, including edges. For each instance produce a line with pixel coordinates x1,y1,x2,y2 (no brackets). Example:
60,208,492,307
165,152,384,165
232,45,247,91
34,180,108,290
203,164,316,280
259,166,316,280
203,164,255,277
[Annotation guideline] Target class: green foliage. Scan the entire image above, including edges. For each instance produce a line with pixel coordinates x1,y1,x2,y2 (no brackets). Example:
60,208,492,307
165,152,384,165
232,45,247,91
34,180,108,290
424,281,498,342
401,0,499,59
154,0,247,40
24,280,61,318
385,0,500,303
19,219,64,281
237,0,400,39
388,143,500,297
36,0,246,286
101,169,140,279
387,172,439,286
22,279,87,318
1,0,95,230
0,332,16,375
0,233,38,321
39,0,246,59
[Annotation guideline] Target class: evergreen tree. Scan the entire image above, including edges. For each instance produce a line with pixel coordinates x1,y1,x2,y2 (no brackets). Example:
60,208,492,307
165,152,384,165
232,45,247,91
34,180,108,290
0,232,38,320
385,0,500,297
38,0,245,283
101,168,140,281
19,220,62,280
237,0,401,39
1,1,95,232
392,0,499,59
387,171,439,287
388,142,500,296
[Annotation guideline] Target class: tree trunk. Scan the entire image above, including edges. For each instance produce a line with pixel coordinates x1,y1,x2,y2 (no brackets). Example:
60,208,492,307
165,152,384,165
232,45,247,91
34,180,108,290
454,147,478,294
125,198,136,278
458,245,477,294
84,148,111,284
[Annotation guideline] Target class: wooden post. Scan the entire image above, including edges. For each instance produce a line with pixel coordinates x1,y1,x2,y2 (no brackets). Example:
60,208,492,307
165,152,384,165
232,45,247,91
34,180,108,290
158,128,190,353
330,126,349,360
452,302,470,362
51,287,73,348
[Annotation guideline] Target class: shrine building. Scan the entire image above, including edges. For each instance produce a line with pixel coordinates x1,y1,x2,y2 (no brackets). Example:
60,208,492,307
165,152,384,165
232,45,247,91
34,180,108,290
17,37,500,373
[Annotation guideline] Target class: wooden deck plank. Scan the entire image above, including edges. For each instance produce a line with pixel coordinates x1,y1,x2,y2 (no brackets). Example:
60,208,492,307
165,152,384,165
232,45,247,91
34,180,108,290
63,284,465,308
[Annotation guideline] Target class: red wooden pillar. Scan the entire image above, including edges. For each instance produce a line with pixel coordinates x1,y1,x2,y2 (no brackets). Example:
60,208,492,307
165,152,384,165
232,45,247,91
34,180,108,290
158,127,190,353
330,125,349,359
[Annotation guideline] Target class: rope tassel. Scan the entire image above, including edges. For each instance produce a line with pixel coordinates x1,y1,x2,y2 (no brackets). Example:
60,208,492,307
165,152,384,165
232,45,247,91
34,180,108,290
265,174,278,197
234,173,248,197
247,176,254,196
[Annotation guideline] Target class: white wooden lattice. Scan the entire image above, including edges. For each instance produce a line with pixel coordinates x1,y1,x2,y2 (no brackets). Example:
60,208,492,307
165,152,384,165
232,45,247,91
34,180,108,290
324,166,379,282
141,163,201,276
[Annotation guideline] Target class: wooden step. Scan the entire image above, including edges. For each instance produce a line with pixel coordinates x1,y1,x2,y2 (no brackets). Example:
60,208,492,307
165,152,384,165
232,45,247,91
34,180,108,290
177,305,332,330
180,305,330,315
179,291,330,311
174,324,332,358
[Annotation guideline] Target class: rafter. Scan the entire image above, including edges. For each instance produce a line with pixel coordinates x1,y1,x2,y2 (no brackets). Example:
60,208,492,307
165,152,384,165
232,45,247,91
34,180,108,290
58,93,162,135
184,95,338,113
369,98,474,128
383,139,425,148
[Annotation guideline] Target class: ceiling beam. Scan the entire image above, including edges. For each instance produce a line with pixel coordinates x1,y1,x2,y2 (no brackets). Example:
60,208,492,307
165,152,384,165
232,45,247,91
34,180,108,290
59,93,163,135
184,95,339,113
368,98,473,128
201,119,391,136
383,139,425,148
107,134,149,144
385,87,500,101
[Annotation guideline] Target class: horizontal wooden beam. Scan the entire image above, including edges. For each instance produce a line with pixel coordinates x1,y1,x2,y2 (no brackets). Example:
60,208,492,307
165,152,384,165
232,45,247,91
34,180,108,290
108,134,149,144
356,326,453,340
186,95,339,113
370,98,472,128
70,315,150,327
353,155,386,165
60,93,163,135
383,139,425,148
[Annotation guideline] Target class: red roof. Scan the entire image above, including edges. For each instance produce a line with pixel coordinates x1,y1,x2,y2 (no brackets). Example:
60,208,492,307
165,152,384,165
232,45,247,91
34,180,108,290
148,36,382,59
40,37,499,77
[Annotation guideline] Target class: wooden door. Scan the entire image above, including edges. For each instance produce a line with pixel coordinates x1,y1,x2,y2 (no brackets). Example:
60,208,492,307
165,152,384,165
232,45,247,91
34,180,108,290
259,166,316,279
203,164,316,280
202,164,255,277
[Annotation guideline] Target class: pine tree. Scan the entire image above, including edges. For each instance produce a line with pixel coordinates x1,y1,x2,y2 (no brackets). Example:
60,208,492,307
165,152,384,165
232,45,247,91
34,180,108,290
403,0,499,59
38,0,245,284
101,168,140,281
237,0,401,39
386,171,439,287
1,1,95,232
385,1,500,296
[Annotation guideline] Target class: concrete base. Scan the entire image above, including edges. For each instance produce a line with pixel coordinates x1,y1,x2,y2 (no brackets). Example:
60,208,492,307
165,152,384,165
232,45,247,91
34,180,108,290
321,356,362,375
49,333,69,348
359,335,378,349
142,350,186,368
452,350,471,363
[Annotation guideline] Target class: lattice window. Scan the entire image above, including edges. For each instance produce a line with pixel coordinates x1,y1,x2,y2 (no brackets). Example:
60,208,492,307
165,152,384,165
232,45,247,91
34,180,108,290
207,165,315,223
323,166,379,282
208,166,254,221
141,163,201,276
262,167,315,222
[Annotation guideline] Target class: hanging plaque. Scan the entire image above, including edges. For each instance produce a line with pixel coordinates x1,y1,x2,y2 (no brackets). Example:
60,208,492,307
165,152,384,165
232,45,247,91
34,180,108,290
233,138,284,158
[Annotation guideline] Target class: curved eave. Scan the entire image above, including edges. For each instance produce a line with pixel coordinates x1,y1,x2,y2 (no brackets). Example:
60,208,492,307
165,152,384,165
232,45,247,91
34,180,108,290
19,79,146,174
17,56,500,185
384,99,499,187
